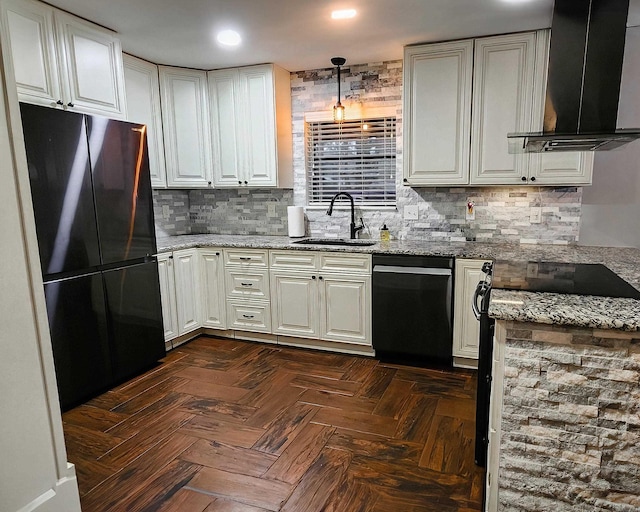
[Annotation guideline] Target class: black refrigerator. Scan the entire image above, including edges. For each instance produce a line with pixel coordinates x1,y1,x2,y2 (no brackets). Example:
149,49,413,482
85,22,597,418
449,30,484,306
20,103,165,411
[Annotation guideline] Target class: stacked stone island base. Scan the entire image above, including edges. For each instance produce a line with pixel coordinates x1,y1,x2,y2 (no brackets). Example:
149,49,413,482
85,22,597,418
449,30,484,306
491,321,640,512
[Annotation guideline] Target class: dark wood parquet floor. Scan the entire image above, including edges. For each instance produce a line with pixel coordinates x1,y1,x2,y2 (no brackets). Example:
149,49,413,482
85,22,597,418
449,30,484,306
62,336,484,512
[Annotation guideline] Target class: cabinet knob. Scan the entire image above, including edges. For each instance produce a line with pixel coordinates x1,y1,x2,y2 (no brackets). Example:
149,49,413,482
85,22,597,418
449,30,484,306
208,181,212,186
56,100,64,106
319,276,323,280
530,176,536,182
67,102,74,108
168,255,173,259
216,252,220,256
521,176,527,182
312,275,316,280
244,181,248,185
238,181,242,185
403,178,408,183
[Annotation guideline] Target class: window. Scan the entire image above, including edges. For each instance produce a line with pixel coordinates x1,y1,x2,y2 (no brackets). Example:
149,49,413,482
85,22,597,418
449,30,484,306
306,117,397,207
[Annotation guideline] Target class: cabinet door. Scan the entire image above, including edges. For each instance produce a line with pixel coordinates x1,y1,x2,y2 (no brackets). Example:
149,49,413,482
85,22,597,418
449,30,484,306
156,253,179,342
452,259,485,362
403,41,473,185
270,271,319,338
123,54,167,188
209,68,242,187
319,274,371,346
527,30,593,186
200,249,226,330
1,0,62,107
159,66,212,188
54,10,127,119
531,152,594,185
238,65,277,187
470,32,537,185
173,249,201,335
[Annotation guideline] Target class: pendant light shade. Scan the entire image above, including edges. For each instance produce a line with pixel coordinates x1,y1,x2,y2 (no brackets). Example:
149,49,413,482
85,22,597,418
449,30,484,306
331,57,346,123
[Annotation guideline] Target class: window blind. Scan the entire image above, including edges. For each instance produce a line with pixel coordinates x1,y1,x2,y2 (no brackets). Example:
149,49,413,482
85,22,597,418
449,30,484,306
306,117,397,207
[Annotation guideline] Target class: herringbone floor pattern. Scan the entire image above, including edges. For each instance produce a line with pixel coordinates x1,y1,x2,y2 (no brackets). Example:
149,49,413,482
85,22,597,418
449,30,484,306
62,336,484,511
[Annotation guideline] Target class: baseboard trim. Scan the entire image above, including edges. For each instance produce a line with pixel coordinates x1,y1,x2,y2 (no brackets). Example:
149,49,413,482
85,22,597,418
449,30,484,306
170,327,375,357
17,472,81,512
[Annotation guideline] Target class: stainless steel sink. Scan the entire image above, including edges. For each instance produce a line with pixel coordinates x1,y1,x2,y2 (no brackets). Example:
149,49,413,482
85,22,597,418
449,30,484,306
292,238,377,247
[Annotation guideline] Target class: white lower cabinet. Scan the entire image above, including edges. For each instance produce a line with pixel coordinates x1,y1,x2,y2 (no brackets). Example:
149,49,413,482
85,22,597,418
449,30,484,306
452,259,487,367
156,252,179,342
223,248,271,335
172,249,201,335
157,249,201,346
159,247,372,353
270,271,319,338
269,250,372,349
319,274,371,345
200,249,226,330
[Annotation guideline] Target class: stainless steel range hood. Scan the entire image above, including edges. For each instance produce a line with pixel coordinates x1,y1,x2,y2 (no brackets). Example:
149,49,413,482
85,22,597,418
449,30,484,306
508,0,640,152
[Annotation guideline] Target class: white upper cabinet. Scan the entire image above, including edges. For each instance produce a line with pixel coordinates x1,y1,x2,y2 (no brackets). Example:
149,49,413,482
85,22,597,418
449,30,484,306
54,11,126,118
403,29,591,187
1,0,127,118
403,40,473,186
209,64,293,188
0,0,60,106
469,32,537,185
123,54,166,188
527,30,593,186
159,66,213,188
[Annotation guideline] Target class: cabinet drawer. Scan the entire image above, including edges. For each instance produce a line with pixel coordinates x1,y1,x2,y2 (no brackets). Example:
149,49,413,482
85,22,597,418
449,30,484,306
270,250,318,270
319,253,371,274
224,248,269,267
227,300,272,333
225,269,270,299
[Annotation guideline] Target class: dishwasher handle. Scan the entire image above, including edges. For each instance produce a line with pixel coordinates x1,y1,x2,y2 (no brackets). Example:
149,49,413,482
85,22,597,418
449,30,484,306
373,265,452,276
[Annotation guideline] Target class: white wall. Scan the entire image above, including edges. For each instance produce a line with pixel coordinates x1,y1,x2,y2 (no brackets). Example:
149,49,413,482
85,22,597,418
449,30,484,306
579,26,640,249
0,32,81,512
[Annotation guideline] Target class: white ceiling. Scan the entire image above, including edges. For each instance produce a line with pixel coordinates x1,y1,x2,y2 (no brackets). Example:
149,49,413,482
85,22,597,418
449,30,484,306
43,0,640,72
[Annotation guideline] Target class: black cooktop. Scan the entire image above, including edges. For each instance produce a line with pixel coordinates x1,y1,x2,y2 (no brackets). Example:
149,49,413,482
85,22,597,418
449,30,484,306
491,261,640,300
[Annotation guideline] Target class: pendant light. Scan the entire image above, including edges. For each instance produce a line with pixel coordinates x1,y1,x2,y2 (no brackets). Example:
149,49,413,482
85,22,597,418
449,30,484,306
331,57,346,123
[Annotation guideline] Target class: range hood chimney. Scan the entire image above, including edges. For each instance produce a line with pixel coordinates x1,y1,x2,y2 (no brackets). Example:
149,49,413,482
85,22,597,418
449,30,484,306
508,0,640,152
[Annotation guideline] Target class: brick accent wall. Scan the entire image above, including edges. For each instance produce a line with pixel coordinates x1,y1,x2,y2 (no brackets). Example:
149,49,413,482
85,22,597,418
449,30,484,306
498,321,640,511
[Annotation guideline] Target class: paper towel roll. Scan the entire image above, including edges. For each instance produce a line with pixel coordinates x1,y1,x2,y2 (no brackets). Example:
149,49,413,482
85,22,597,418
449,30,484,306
287,206,305,238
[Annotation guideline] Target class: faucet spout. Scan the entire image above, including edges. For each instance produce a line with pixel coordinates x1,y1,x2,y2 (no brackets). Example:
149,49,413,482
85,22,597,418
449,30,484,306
326,192,364,239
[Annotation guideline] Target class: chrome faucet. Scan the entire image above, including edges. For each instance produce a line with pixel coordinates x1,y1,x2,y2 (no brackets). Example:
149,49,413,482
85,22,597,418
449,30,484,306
326,192,365,239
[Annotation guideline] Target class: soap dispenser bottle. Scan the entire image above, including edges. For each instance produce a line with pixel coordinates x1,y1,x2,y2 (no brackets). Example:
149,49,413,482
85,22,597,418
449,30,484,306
380,224,390,242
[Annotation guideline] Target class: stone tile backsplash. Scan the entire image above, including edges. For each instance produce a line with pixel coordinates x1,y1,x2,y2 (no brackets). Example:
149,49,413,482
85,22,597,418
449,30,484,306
154,59,584,244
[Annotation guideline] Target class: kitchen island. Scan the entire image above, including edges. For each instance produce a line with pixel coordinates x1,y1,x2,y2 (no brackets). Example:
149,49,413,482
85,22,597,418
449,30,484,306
488,292,640,511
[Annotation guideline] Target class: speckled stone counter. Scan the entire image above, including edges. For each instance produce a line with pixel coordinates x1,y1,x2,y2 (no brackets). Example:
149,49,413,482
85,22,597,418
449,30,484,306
156,234,640,332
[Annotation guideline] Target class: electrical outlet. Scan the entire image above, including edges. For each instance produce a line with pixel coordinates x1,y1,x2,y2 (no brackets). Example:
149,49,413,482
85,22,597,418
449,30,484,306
162,205,170,220
530,207,542,224
526,263,539,278
267,203,276,215
404,205,419,220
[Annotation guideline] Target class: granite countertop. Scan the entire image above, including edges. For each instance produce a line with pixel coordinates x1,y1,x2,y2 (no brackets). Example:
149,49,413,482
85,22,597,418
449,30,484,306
156,234,640,332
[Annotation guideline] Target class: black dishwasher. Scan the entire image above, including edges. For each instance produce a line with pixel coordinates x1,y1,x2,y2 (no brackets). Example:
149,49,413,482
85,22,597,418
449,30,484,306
372,254,454,365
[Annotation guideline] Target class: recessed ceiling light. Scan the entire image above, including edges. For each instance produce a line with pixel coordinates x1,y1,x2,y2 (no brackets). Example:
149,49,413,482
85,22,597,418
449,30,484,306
217,30,242,46
331,9,357,20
